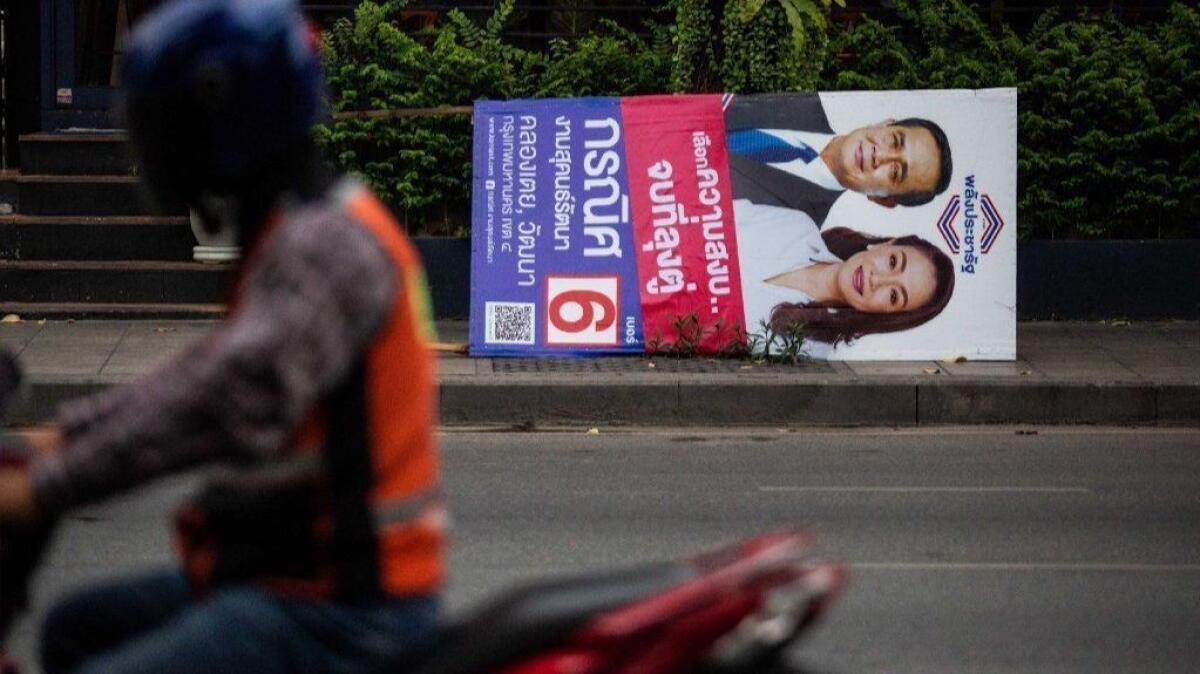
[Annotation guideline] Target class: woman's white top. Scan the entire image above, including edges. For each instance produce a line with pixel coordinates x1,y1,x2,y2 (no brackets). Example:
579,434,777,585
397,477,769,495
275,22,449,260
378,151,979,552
733,199,839,358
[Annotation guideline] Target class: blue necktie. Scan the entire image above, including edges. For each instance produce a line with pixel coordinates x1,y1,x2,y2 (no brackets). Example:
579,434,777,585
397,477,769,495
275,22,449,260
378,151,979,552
727,129,818,164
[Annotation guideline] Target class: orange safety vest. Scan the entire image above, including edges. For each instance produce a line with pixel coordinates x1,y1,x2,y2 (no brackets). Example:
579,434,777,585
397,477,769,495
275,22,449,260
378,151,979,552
215,181,445,600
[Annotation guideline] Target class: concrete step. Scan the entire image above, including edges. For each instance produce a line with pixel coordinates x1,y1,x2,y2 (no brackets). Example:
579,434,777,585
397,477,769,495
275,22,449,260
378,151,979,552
1,174,183,217
18,133,134,175
0,170,17,213
0,260,232,304
0,215,194,261
0,302,226,320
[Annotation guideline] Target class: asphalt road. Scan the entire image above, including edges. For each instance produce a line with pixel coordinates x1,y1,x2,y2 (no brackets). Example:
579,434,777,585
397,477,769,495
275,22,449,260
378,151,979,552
8,427,1200,673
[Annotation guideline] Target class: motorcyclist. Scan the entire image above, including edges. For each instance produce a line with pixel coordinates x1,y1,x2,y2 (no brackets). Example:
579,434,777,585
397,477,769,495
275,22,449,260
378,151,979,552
0,0,445,671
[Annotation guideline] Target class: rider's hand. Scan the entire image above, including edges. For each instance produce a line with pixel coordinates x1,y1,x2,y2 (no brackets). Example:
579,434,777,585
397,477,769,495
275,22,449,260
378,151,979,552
0,468,37,526
21,426,64,455
0,427,57,526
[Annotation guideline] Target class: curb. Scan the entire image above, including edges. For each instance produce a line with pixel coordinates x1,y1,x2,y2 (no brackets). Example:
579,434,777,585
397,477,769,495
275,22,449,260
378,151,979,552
10,378,1198,427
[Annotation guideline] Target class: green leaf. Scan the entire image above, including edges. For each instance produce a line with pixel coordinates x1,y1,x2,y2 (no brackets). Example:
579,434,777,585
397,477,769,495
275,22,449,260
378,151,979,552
740,0,768,22
783,0,825,26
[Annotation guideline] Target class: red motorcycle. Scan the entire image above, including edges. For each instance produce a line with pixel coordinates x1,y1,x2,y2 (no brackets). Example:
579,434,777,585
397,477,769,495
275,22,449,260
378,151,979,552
0,351,846,674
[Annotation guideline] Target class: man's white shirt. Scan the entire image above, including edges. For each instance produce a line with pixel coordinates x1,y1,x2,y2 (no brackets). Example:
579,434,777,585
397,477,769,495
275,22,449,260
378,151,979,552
751,129,843,193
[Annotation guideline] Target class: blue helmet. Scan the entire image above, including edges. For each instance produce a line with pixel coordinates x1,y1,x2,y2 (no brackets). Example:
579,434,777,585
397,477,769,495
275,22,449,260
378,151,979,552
122,0,324,202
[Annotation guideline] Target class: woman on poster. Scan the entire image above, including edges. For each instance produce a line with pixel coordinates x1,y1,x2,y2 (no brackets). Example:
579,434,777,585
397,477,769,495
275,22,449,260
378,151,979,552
733,199,956,356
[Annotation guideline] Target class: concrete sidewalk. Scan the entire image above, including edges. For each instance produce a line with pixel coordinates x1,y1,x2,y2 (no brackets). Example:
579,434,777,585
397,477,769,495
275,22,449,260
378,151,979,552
1,319,1196,426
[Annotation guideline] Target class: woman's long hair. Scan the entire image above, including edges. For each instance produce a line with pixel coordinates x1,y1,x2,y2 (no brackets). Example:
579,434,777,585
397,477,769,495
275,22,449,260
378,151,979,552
769,227,956,345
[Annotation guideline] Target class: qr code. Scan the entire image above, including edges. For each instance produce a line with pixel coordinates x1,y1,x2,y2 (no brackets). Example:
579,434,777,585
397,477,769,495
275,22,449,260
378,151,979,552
485,302,535,344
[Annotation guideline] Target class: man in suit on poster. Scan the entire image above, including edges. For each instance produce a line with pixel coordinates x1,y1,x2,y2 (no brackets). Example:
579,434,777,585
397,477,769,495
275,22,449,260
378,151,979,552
724,93,954,226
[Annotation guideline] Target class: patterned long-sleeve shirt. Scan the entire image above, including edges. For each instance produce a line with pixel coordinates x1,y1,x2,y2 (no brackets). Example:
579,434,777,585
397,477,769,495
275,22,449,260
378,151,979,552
30,181,401,515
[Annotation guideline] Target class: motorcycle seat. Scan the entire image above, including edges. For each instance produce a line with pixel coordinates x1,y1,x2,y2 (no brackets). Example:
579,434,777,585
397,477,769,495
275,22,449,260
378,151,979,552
409,562,693,674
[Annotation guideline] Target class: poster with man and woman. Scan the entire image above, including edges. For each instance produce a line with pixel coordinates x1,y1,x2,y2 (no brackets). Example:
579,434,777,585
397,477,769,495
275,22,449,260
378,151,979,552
469,89,1016,360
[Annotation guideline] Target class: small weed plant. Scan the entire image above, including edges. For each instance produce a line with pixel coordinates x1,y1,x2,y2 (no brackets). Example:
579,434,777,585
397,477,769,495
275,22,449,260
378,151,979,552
645,313,809,365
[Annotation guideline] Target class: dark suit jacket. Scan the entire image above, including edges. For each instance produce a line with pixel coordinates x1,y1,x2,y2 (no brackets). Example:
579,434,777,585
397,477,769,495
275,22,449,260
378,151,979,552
724,93,844,226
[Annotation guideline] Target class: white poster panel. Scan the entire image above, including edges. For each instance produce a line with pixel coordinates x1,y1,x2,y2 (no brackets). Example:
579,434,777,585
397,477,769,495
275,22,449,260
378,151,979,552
727,88,1016,360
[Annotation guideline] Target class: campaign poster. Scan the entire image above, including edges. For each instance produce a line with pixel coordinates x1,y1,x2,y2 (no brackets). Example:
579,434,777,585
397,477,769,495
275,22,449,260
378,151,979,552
470,89,1017,360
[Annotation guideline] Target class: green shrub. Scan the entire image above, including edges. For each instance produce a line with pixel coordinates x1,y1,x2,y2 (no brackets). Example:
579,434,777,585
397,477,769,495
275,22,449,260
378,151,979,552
318,0,1199,239
1017,4,1199,238
668,0,721,92
535,20,672,98
667,0,831,93
721,0,826,93
821,0,1199,239
316,0,850,233
316,1,518,234
317,0,669,234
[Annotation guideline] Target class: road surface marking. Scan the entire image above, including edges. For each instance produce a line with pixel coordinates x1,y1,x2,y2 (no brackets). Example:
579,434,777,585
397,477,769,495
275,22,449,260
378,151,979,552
853,562,1200,573
759,486,1091,494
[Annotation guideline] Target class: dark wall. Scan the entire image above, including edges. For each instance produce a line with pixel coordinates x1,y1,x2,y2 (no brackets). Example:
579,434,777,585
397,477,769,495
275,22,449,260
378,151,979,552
413,237,470,319
2,0,41,168
1018,240,1200,320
